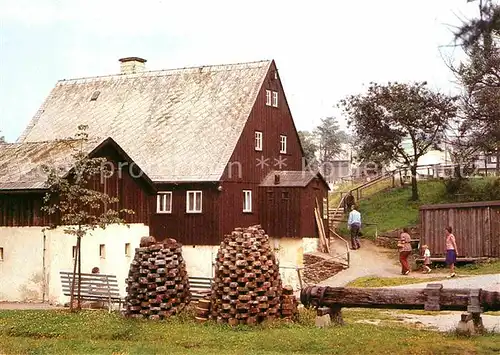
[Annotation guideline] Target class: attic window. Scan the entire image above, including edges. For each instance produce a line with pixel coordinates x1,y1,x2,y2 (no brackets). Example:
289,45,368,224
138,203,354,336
274,174,280,185
90,91,100,101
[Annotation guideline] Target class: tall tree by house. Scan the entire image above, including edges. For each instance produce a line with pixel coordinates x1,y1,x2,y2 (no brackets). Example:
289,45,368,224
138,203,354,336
339,82,457,200
41,125,134,311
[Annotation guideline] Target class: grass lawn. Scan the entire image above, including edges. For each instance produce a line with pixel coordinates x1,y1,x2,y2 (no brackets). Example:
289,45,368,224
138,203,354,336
0,309,499,355
346,276,448,288
357,180,447,238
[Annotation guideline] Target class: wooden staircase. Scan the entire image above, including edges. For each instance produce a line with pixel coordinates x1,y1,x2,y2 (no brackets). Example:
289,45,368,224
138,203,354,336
329,207,346,230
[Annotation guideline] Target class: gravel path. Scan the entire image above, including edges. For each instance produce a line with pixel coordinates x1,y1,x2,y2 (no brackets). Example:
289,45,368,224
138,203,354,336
320,239,449,287
391,274,500,292
0,302,62,310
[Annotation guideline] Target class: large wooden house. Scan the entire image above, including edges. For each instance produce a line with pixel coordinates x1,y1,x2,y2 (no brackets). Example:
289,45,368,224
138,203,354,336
0,58,329,303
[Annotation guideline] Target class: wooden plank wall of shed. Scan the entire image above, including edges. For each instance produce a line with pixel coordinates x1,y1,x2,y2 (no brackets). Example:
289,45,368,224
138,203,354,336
420,205,500,258
258,186,301,237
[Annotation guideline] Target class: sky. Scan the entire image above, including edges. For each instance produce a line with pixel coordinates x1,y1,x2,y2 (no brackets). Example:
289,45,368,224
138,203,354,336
0,0,478,143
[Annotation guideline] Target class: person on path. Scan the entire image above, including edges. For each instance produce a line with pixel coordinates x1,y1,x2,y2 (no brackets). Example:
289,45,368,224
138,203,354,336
398,228,412,275
422,244,432,273
344,191,355,214
347,205,362,250
445,226,458,278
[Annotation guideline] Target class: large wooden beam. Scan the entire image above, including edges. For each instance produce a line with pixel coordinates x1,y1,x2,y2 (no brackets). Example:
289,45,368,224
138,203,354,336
300,285,500,312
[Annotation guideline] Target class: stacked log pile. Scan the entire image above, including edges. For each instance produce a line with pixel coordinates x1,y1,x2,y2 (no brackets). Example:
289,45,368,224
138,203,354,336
280,285,299,321
123,237,190,319
209,225,283,325
195,296,211,323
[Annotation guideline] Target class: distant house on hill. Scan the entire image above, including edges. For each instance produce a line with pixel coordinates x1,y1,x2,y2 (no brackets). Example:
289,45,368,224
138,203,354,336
0,57,329,303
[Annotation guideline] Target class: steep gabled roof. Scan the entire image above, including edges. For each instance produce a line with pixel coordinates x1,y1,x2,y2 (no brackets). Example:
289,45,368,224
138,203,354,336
18,60,272,182
260,170,330,189
0,137,154,191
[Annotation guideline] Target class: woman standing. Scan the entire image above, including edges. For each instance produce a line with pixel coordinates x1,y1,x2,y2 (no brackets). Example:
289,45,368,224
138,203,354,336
445,226,458,278
398,228,412,275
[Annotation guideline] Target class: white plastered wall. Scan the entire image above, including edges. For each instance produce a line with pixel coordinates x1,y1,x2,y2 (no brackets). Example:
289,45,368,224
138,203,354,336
182,245,219,278
0,224,149,304
270,237,305,291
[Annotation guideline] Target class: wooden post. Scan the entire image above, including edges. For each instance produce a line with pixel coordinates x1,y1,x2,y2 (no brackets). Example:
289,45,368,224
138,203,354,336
424,283,442,311
329,304,344,325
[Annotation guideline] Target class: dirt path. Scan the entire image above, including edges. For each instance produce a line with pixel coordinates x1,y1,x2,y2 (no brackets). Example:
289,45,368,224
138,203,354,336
320,239,449,287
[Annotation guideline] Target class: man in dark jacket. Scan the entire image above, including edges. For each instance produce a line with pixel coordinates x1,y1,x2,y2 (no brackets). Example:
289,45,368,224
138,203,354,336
344,191,355,213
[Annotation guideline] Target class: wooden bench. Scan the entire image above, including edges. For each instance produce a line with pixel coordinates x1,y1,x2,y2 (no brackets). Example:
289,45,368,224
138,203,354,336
60,271,123,312
188,276,213,301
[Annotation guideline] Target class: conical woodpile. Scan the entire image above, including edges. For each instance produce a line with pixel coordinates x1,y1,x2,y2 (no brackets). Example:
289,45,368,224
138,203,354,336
124,237,190,319
209,225,283,325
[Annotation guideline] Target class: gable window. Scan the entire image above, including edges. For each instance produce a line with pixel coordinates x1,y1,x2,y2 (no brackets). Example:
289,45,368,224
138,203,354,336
272,91,278,107
186,191,202,213
280,135,287,154
156,192,172,213
243,190,252,212
266,90,272,106
255,131,263,151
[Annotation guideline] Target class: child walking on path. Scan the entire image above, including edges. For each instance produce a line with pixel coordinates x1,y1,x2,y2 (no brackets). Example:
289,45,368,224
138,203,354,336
422,245,431,273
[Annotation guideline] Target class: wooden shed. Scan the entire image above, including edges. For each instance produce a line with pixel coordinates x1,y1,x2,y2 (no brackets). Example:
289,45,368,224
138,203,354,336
419,201,500,258
258,170,329,238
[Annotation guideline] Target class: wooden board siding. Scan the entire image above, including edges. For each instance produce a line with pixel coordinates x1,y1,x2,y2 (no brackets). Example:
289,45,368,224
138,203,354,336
0,193,51,226
149,183,221,245
221,61,304,184
218,61,309,238
419,202,500,258
0,144,152,227
258,186,301,237
219,182,260,236
300,178,329,237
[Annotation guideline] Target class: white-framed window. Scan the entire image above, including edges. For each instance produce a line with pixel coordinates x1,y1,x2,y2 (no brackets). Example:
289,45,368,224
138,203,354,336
243,190,252,212
156,191,172,213
280,135,287,154
255,131,263,151
186,191,202,213
265,90,272,106
272,91,278,107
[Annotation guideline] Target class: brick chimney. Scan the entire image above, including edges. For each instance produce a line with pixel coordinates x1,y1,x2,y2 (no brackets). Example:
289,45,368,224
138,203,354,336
118,57,147,74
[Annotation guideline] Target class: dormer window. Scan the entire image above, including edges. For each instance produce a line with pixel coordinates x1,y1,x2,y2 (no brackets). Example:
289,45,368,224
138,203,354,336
90,91,100,101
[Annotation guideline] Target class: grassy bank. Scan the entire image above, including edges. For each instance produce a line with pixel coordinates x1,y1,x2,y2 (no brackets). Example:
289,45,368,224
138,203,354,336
0,309,499,354
358,181,447,237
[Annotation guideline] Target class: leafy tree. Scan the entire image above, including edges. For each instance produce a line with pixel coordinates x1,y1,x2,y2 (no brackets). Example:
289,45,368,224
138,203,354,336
452,0,500,174
313,117,348,181
298,130,318,167
339,82,457,200
42,125,134,311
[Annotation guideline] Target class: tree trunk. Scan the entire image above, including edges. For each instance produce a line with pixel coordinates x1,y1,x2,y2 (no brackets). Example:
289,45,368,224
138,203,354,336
410,165,419,201
70,239,78,312
77,235,82,311
300,286,500,311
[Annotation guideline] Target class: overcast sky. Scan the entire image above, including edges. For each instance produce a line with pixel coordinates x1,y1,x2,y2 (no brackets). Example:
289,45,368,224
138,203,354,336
0,0,477,142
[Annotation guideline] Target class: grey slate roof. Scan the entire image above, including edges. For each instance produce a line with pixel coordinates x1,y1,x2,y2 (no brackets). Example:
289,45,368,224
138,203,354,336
260,170,327,188
0,139,101,190
18,60,273,182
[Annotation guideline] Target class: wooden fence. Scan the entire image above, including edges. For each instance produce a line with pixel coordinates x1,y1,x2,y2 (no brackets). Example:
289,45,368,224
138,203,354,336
419,201,500,258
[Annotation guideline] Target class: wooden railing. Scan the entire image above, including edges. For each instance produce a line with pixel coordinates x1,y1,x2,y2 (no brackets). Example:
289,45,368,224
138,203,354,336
329,228,350,268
